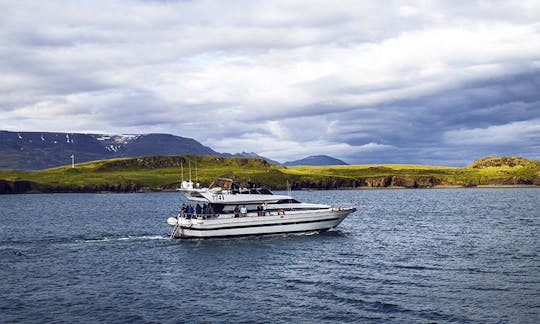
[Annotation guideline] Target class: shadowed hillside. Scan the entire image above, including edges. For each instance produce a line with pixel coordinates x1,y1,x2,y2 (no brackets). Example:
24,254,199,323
0,131,219,170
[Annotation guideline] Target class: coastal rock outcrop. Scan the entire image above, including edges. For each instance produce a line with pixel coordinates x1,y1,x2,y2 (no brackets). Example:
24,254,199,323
356,176,440,188
0,180,35,194
0,180,143,194
486,176,534,186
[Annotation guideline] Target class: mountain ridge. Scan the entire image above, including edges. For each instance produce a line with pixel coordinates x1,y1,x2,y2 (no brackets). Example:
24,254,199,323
0,130,285,170
284,155,348,166
0,131,220,170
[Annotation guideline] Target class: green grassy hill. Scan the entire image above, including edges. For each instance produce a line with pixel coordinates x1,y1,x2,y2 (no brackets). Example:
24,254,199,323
0,155,539,193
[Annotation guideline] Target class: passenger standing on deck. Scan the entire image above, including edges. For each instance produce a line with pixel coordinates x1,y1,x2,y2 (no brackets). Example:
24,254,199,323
234,205,240,218
240,205,247,217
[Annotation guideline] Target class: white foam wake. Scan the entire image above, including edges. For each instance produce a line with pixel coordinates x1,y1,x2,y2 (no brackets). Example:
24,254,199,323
78,235,168,243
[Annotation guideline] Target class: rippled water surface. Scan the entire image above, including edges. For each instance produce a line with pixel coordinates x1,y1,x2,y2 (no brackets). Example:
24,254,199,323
1,189,539,323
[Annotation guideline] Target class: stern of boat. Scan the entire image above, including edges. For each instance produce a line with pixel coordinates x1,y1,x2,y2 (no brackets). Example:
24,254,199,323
167,215,193,238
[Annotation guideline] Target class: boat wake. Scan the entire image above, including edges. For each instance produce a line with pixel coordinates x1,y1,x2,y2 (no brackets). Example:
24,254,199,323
77,235,168,243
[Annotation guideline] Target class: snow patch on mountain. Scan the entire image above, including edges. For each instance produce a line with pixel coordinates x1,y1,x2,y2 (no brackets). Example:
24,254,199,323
113,134,141,144
106,145,122,152
94,134,141,145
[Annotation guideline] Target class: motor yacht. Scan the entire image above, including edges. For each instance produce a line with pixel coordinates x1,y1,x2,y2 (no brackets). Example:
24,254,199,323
168,178,356,238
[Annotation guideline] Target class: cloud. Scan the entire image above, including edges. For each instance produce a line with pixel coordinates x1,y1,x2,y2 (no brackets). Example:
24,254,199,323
211,131,394,163
0,0,539,165
443,119,540,146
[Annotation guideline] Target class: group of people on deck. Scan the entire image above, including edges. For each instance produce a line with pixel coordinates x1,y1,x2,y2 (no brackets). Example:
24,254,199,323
180,202,286,219
180,203,214,219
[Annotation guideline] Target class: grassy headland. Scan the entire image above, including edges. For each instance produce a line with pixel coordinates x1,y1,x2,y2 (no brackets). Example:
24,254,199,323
0,155,538,194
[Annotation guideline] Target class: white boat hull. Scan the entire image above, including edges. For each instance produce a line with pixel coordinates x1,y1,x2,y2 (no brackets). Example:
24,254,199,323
171,207,355,238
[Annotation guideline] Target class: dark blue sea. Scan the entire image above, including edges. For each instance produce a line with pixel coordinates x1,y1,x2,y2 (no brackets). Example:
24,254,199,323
1,189,539,323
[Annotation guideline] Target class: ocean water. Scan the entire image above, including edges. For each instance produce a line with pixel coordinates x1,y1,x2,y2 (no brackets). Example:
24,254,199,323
0,189,539,323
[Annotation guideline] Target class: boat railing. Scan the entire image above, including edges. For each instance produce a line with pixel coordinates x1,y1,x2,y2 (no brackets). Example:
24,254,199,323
178,210,278,220
331,204,357,211
177,211,220,220
177,205,354,221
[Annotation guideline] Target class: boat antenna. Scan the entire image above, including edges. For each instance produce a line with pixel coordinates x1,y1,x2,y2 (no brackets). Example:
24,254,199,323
287,180,292,206
180,161,184,183
195,159,198,183
189,160,192,182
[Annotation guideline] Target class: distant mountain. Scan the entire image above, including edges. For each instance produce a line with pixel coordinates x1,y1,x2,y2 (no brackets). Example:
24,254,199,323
222,151,282,165
0,131,220,170
284,155,348,166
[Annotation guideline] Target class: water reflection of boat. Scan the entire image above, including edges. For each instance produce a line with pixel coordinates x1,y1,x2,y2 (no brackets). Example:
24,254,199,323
167,178,356,238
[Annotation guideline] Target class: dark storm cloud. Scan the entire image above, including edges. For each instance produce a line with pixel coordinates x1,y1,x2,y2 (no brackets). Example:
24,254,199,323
321,70,540,164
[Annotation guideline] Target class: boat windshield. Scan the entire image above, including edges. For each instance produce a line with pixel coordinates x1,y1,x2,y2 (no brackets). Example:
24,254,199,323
207,177,273,195
209,178,235,190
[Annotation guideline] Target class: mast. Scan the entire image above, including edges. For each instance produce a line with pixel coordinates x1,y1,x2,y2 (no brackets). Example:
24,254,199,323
287,180,292,206
181,161,184,183
189,160,192,182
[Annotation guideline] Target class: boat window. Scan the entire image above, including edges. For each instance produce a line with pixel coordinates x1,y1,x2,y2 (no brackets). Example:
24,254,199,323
209,203,224,213
275,199,300,204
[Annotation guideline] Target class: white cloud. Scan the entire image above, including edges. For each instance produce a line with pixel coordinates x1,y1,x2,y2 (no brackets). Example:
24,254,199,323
0,0,539,164
211,129,394,162
443,119,540,146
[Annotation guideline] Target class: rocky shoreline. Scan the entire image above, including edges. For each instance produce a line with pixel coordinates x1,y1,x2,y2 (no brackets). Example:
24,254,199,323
1,175,538,194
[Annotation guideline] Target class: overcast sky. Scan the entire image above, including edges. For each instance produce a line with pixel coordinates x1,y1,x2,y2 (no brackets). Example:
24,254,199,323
1,0,539,165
